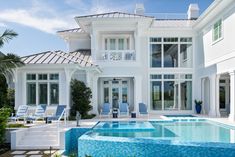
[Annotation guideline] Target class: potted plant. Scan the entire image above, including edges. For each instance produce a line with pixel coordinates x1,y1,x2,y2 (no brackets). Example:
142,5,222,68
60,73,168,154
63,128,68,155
195,100,203,114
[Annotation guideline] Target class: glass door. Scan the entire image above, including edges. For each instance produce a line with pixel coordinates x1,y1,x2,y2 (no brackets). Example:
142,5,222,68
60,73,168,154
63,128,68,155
112,87,119,109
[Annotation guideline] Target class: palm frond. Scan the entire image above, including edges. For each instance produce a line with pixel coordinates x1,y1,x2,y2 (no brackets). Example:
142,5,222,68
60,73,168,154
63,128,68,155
0,53,24,74
0,29,18,48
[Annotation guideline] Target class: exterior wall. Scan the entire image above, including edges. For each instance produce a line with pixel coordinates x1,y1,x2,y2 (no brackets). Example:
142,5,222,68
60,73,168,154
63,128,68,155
68,38,91,52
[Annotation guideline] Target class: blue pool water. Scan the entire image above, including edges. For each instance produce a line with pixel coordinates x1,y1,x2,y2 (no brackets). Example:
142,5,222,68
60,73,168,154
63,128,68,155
65,120,235,157
164,114,195,117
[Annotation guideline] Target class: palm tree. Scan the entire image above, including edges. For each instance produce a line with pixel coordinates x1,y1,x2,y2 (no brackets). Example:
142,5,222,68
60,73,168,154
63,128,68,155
0,29,24,74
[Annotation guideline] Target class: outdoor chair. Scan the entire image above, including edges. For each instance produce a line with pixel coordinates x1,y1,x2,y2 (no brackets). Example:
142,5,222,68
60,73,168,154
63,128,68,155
118,103,129,116
100,103,112,118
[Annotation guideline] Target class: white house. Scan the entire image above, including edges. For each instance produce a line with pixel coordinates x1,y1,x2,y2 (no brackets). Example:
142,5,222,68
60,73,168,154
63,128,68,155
11,0,235,121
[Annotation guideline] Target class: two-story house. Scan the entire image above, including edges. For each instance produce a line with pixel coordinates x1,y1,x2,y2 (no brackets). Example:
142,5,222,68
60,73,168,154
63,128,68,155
11,0,235,121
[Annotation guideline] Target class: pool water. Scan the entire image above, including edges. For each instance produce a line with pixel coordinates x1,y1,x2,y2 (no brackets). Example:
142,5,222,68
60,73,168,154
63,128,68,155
164,114,195,117
91,120,235,143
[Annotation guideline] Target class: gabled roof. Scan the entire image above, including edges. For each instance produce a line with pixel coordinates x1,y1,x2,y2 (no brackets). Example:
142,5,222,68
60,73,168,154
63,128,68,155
75,12,154,19
21,50,95,67
57,28,85,33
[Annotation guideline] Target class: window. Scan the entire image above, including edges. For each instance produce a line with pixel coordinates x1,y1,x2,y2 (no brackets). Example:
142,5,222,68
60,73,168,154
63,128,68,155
213,19,222,42
26,73,59,106
27,83,36,105
150,74,192,111
104,37,130,50
150,37,192,68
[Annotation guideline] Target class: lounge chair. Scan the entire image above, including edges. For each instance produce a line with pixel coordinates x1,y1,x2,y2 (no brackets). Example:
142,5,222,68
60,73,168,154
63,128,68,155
100,103,112,117
118,103,129,116
139,103,149,118
26,104,47,122
10,105,28,122
46,105,66,122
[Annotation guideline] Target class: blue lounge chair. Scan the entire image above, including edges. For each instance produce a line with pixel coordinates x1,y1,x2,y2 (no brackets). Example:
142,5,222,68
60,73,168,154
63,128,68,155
10,105,28,122
118,103,129,116
139,103,149,117
100,103,112,117
26,104,47,122
47,105,66,122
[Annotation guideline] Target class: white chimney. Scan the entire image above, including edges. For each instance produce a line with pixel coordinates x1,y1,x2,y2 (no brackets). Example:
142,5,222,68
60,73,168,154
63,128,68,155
135,3,145,15
187,4,199,20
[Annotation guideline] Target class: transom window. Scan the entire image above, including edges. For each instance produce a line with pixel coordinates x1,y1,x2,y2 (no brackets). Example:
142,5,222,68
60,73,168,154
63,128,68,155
213,19,222,42
150,37,192,68
26,73,59,106
150,73,192,111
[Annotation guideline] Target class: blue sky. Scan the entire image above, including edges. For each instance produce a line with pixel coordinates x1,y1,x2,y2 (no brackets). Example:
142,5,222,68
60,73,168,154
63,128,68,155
0,0,213,56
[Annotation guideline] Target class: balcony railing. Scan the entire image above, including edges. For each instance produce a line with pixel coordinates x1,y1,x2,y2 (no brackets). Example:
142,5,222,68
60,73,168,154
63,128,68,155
100,50,136,61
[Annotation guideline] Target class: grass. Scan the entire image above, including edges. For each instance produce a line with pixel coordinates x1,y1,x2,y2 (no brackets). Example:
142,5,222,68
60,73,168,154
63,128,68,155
7,123,29,128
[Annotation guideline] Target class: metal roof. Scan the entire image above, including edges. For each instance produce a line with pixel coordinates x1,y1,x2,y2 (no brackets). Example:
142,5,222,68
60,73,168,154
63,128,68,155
75,12,154,19
21,50,95,67
57,28,85,33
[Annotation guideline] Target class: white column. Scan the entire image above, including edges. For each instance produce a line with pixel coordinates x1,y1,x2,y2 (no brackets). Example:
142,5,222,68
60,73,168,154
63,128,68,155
209,74,217,117
229,71,235,121
134,76,142,114
92,76,98,115
201,78,205,114
215,75,220,117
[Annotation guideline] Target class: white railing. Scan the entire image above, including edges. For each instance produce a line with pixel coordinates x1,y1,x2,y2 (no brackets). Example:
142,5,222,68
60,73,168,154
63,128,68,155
100,50,136,61
145,13,188,19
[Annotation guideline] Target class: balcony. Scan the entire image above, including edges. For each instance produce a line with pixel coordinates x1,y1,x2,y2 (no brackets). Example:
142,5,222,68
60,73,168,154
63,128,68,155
100,50,136,61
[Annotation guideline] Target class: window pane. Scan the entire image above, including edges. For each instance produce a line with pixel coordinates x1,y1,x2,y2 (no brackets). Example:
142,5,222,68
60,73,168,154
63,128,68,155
39,83,47,104
50,74,59,80
27,74,36,80
122,87,128,103
150,38,161,42
150,44,161,67
180,38,192,42
50,83,59,105
38,74,47,80
110,39,116,50
164,81,177,110
151,81,162,110
126,38,130,50
105,38,108,50
104,87,109,103
180,81,192,110
164,38,178,42
27,83,36,105
151,74,162,79
164,74,175,79
219,86,226,109
164,44,178,67
180,44,192,68
118,39,124,50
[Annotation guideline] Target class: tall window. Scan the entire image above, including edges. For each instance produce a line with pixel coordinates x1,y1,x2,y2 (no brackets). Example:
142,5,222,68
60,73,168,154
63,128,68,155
213,19,222,42
150,74,192,111
150,37,192,68
26,73,59,106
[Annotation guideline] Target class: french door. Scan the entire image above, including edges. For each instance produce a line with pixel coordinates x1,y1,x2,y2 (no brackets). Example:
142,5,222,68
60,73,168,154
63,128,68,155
103,80,129,108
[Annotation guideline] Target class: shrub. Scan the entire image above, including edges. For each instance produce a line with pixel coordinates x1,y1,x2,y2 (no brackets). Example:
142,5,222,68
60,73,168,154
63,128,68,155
70,79,92,118
0,107,11,145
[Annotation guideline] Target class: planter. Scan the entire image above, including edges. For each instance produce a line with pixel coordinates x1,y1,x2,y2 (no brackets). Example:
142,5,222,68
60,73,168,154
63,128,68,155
195,104,202,114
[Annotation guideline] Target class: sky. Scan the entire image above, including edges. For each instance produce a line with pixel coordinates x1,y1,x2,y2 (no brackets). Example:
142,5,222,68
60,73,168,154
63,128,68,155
0,0,214,57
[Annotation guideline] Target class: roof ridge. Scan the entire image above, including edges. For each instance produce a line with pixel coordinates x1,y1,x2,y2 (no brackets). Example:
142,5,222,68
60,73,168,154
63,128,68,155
75,11,154,19
57,28,81,33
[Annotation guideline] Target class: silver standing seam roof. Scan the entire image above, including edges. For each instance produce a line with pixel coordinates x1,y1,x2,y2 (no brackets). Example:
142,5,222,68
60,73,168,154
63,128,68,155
57,28,84,33
75,12,154,19
21,50,95,67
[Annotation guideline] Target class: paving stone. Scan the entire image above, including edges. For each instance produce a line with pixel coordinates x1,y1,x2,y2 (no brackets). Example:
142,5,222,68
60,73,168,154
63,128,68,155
44,150,56,154
26,151,40,155
29,155,42,157
13,155,26,157
11,151,26,155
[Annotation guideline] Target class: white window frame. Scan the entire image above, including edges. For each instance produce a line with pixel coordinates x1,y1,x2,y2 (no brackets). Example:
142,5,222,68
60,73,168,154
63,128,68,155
212,19,223,44
26,73,59,106
102,34,131,51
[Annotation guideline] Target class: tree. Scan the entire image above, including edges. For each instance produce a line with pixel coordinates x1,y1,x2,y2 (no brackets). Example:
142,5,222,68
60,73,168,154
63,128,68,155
70,79,92,118
0,29,18,48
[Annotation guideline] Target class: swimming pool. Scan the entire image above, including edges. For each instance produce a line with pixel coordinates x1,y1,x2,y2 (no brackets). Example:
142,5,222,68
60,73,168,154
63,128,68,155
65,120,235,157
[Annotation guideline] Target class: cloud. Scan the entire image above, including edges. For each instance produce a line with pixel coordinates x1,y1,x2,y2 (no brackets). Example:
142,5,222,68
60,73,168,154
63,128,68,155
0,0,135,34
0,22,7,28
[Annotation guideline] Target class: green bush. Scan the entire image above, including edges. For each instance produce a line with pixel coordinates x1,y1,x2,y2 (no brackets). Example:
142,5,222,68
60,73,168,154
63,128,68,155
0,74,7,108
70,79,92,118
0,107,11,144
7,123,28,128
